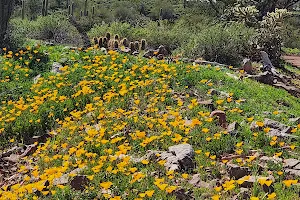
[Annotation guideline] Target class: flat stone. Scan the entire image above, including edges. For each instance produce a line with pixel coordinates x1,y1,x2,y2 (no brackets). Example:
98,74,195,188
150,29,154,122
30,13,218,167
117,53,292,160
284,159,300,168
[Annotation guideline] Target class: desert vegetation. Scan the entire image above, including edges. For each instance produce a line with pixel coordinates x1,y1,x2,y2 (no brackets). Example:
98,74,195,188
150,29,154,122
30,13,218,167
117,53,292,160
1,0,300,200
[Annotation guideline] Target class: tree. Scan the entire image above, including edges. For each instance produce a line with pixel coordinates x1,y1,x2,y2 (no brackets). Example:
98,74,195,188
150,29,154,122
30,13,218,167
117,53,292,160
0,0,14,47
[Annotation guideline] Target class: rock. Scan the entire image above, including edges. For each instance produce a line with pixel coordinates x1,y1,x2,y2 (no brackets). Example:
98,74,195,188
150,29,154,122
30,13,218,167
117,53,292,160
261,51,274,72
260,156,282,165
227,164,251,179
267,128,298,139
284,159,300,168
242,58,253,74
53,174,69,185
264,118,290,131
210,110,227,129
33,74,41,84
227,122,240,136
248,71,275,85
70,175,89,191
143,50,154,58
226,73,239,80
44,42,54,46
100,47,107,54
199,99,215,111
156,54,164,60
120,47,131,54
132,51,139,56
285,169,300,177
51,62,63,74
273,83,300,98
289,117,300,124
2,154,21,163
168,144,195,171
188,174,212,189
157,45,168,56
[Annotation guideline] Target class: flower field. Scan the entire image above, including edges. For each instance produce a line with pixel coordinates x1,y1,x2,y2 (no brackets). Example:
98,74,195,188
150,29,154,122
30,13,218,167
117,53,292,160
0,44,300,200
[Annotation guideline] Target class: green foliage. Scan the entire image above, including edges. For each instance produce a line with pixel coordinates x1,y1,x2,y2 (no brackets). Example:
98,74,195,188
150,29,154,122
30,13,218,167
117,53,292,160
9,14,82,46
182,22,255,65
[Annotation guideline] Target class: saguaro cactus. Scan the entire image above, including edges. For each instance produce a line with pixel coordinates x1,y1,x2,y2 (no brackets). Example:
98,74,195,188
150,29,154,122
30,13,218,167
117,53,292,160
42,0,48,16
21,0,25,19
84,0,88,16
0,0,15,47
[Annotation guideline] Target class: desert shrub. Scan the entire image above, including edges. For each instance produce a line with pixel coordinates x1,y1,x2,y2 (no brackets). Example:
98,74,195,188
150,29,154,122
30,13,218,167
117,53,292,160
7,18,34,48
32,14,82,45
9,13,82,46
283,15,300,49
182,22,255,66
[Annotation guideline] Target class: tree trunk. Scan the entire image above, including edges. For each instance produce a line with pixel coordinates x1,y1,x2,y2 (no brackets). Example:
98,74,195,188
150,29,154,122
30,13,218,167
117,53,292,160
0,0,14,47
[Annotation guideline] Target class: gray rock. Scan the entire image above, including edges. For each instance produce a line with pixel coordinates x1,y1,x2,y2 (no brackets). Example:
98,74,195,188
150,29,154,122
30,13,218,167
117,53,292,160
285,169,300,177
168,144,195,171
33,74,41,84
284,159,300,168
188,174,213,189
289,117,300,124
227,122,240,136
51,62,63,74
264,118,290,131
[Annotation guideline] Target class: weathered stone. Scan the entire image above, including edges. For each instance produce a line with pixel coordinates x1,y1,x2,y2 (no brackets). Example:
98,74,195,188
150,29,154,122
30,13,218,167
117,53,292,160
51,62,63,74
285,169,300,177
227,164,251,179
168,144,195,171
259,156,282,165
264,118,290,131
143,50,155,58
289,117,300,124
227,122,240,136
188,174,213,189
70,175,89,191
33,74,41,84
199,99,215,111
210,110,227,129
284,159,300,168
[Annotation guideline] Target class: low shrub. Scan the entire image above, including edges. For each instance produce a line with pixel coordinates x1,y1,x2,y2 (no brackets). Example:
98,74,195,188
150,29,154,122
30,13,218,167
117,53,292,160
9,14,82,47
182,22,255,66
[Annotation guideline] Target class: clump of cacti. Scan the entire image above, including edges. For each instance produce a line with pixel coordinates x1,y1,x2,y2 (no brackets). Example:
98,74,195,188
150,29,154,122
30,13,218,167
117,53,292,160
129,42,134,52
113,40,119,49
106,32,111,41
134,41,140,51
93,37,98,45
114,34,119,41
103,37,108,48
140,39,147,50
120,38,128,47
98,37,103,48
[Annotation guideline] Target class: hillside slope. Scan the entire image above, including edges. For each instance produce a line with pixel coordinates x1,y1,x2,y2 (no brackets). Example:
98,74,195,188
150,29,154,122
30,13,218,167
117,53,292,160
0,45,300,200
